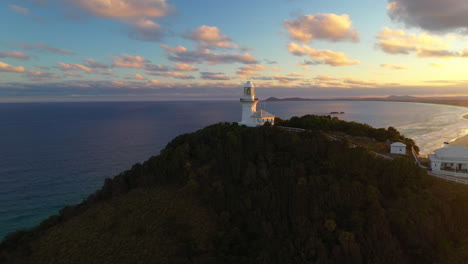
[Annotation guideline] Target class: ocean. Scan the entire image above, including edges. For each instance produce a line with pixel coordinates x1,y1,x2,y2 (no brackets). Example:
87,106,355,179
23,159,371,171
1,100,467,239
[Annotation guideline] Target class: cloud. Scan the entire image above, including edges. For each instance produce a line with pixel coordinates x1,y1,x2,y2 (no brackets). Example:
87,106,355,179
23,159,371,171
22,43,75,55
314,75,378,88
69,0,173,19
376,27,463,58
0,51,29,60
146,64,169,71
173,63,198,72
128,18,164,42
236,64,266,78
134,74,146,80
264,59,277,64
387,0,468,33
9,5,29,15
83,58,108,69
273,75,302,83
188,25,236,48
284,13,359,43
25,70,59,80
112,54,149,69
146,71,195,79
380,63,409,70
63,72,81,77
288,43,360,66
0,62,25,73
160,44,187,53
201,72,230,80
167,48,258,65
429,63,444,68
289,72,306,77
57,62,94,72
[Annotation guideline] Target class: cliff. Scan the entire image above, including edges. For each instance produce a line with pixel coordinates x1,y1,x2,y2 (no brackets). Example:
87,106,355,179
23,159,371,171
1,118,467,264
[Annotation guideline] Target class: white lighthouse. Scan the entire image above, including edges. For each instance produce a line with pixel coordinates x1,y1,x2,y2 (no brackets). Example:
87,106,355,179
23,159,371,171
239,81,275,127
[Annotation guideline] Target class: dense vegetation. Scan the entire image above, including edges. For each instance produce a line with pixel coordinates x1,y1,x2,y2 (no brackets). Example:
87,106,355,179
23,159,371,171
1,119,467,263
276,115,419,152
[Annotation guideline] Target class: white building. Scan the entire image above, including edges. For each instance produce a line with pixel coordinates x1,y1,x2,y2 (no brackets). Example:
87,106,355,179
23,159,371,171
429,145,468,177
390,142,406,155
239,81,275,127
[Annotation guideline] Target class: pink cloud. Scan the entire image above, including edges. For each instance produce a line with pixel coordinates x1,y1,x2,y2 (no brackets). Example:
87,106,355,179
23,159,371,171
26,70,59,80
69,0,173,19
112,54,149,69
288,43,360,66
57,62,94,73
160,44,187,53
0,61,25,73
188,26,235,48
0,51,29,60
284,13,359,43
134,74,146,80
9,5,29,15
173,63,198,72
236,64,266,78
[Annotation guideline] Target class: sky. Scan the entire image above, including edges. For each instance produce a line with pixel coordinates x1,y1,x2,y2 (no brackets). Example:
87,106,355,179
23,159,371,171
1,0,468,102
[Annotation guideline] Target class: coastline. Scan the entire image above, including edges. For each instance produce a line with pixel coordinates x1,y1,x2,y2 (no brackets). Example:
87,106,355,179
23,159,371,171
449,114,468,147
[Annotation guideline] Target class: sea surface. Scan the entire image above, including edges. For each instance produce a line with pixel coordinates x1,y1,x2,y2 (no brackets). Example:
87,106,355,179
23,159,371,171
1,100,468,239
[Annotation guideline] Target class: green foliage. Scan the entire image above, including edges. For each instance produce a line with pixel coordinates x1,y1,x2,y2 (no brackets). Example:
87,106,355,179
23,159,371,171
275,115,419,153
1,120,467,264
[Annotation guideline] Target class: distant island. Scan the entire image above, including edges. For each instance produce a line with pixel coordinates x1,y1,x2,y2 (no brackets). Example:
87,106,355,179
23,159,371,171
1,115,467,264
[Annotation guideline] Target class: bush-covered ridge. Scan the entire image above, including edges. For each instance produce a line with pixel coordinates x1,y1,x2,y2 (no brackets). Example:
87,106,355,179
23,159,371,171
275,115,419,152
1,119,467,264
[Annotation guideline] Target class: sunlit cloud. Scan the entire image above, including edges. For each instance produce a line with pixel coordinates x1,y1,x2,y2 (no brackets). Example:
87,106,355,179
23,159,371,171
289,72,306,77
0,51,30,60
69,0,173,19
380,63,409,70
0,62,25,73
134,74,146,80
25,70,59,80
22,43,75,55
201,72,230,80
9,5,29,15
160,44,187,53
273,75,302,83
288,43,360,66
387,0,468,33
429,63,445,68
284,13,359,43
57,62,94,73
314,75,379,88
173,63,198,72
236,64,266,78
112,54,149,69
188,25,236,48
376,27,464,58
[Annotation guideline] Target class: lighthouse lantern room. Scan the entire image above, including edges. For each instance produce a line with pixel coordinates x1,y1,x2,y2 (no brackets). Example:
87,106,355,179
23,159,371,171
239,81,275,127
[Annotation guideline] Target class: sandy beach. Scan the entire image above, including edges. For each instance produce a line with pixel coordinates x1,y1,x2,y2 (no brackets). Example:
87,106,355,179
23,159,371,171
449,114,468,147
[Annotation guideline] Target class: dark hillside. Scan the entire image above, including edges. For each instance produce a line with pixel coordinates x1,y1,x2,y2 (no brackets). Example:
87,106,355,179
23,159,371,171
1,121,467,264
